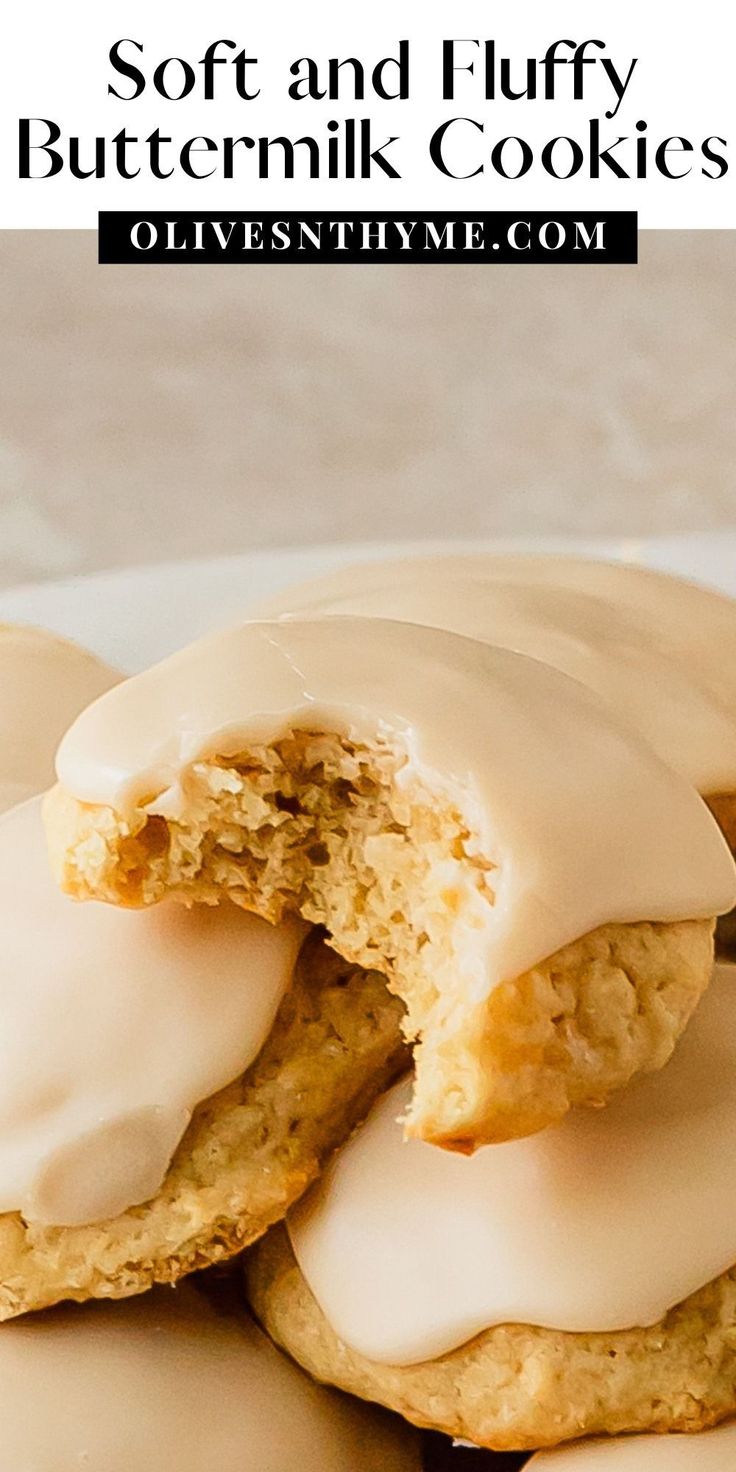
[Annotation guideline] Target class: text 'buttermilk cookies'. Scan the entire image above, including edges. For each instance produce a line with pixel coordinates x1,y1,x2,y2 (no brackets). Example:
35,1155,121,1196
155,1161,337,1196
0,622,118,813
46,615,735,1148
247,963,736,1452
0,1279,419,1471
0,789,405,1320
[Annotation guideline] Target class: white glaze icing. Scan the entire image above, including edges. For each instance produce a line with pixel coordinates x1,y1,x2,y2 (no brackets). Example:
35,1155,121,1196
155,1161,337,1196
56,617,736,992
255,554,736,793
288,963,736,1364
0,623,118,813
0,797,303,1225
0,1284,418,1471
529,1422,736,1469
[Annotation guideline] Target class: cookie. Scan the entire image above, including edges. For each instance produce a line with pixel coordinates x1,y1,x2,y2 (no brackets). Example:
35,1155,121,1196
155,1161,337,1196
0,1277,419,1470
246,963,736,1451
0,622,118,812
253,554,736,798
528,1420,736,1466
45,616,734,1148
0,931,405,1319
248,1226,736,1453
255,554,736,953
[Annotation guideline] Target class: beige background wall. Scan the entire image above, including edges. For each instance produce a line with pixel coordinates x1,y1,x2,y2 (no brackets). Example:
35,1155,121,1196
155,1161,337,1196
0,230,733,588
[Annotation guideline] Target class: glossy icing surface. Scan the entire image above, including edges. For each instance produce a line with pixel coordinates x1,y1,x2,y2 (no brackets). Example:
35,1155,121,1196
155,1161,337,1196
0,797,303,1225
0,623,118,813
529,1421,736,1468
255,554,736,792
289,964,736,1363
56,617,735,992
0,1284,418,1470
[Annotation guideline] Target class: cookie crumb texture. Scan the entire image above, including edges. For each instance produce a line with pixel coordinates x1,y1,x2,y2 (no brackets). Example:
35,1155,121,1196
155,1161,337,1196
0,936,406,1321
47,730,715,1148
248,1228,736,1453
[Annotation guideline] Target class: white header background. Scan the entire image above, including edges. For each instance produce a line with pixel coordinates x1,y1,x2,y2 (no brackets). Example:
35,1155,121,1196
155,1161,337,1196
0,0,734,228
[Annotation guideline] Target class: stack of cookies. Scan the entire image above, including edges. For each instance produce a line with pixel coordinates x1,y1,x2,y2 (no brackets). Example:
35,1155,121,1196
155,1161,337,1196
2,554,736,1469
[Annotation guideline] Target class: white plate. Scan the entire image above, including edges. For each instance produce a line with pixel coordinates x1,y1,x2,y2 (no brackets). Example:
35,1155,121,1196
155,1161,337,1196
0,531,734,671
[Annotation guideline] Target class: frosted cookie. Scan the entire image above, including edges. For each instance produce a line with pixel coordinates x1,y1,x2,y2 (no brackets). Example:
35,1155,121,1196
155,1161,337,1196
0,622,118,812
255,553,736,798
258,555,736,955
0,1281,419,1470
529,1421,736,1467
247,964,736,1451
0,797,405,1321
46,616,735,1147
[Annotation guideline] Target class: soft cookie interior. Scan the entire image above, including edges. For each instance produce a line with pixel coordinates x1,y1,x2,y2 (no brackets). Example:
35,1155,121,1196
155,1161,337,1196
47,727,716,1148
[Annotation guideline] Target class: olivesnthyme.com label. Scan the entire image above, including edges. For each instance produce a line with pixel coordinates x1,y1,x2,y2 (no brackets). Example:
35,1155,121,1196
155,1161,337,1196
98,211,637,264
